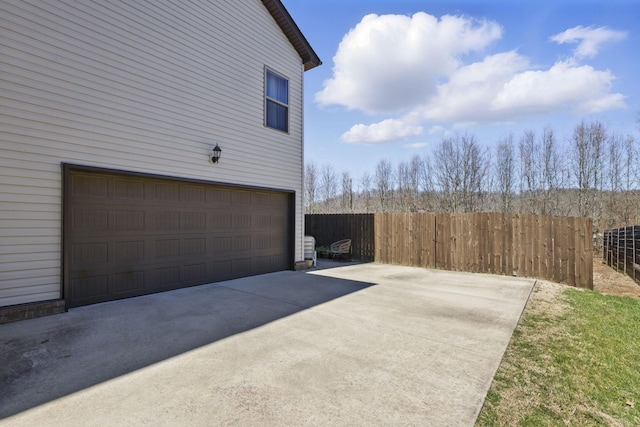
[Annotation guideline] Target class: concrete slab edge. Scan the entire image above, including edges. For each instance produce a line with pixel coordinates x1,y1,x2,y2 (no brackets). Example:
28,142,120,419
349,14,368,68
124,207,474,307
471,280,538,423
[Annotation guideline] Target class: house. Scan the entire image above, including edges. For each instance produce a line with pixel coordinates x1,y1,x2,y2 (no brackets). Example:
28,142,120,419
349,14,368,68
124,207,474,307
0,0,320,321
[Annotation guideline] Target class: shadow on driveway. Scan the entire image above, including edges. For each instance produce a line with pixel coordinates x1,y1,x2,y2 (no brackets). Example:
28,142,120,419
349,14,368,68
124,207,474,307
0,267,374,419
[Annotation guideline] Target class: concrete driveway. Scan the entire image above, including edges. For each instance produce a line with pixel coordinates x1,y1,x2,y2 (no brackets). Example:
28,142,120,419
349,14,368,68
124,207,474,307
1,261,534,426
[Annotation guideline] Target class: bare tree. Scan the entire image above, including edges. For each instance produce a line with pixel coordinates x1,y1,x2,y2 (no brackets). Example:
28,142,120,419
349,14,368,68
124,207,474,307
540,126,564,215
433,136,463,212
604,132,624,227
607,133,624,192
460,134,489,212
433,134,488,212
623,134,639,192
359,171,373,213
419,154,435,211
304,161,318,213
341,170,353,212
408,155,424,212
396,160,411,212
518,130,539,213
623,135,640,224
572,120,605,219
319,163,338,213
374,159,394,212
614,134,640,225
494,135,515,213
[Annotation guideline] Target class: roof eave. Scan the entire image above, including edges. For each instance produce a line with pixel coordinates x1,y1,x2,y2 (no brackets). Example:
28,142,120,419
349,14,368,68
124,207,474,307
261,0,322,71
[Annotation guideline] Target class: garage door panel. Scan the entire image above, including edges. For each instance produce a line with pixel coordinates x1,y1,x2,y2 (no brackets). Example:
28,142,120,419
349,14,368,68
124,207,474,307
115,240,145,261
210,236,232,253
70,275,109,301
72,209,109,232
254,256,269,273
182,185,206,203
151,210,212,231
256,234,271,250
113,271,146,294
64,168,292,307
232,235,252,251
232,258,252,275
209,212,232,229
206,188,232,205
232,191,252,205
184,238,206,255
155,239,181,258
153,182,181,202
183,263,207,283
254,214,266,228
184,212,207,229
71,242,110,265
210,260,233,279
70,174,109,198
154,266,181,290
155,211,181,230
113,177,145,200
233,213,252,229
113,209,145,230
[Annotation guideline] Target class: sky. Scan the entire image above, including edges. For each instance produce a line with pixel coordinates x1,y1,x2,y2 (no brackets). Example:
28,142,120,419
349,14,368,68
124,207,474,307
283,0,640,181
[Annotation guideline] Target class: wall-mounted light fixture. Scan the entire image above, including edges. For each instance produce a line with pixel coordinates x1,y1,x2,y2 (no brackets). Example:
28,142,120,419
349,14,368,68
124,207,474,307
211,144,222,164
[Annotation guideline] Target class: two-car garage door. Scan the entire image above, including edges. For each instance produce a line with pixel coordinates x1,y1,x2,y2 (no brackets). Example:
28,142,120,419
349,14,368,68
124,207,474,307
63,166,292,308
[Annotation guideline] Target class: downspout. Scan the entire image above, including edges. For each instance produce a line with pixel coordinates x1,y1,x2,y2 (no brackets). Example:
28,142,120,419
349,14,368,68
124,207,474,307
300,62,305,262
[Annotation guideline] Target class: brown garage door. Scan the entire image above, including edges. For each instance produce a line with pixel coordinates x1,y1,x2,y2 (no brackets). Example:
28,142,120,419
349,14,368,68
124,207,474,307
63,166,293,308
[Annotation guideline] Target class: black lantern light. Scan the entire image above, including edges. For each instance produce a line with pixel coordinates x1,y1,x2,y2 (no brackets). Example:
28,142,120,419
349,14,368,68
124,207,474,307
211,144,222,164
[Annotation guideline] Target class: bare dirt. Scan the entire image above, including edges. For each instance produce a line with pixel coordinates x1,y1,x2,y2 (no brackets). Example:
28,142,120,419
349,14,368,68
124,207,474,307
592,259,640,299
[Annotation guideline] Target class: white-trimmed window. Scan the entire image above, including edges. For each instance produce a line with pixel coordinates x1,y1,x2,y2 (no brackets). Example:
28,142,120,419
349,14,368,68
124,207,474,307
265,69,289,132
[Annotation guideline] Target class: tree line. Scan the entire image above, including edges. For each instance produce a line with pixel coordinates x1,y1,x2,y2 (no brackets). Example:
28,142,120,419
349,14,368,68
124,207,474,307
304,120,640,233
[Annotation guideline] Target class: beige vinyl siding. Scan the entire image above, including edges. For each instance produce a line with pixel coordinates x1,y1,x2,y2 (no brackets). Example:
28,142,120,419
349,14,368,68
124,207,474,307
0,0,306,307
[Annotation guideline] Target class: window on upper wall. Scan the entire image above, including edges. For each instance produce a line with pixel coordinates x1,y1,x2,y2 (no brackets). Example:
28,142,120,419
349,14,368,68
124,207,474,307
265,69,289,133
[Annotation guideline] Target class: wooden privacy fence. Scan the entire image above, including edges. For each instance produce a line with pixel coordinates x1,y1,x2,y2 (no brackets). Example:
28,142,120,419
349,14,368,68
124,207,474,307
305,213,593,289
603,225,640,285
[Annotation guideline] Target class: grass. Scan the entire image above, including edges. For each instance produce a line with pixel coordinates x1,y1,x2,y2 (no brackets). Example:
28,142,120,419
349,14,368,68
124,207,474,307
476,282,640,426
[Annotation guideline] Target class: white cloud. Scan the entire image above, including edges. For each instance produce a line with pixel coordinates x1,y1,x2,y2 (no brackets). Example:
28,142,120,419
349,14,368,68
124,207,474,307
420,56,625,122
315,13,502,114
321,16,627,143
341,119,423,144
492,61,625,114
421,51,530,122
550,26,627,59
403,142,429,149
575,93,626,114
428,125,447,135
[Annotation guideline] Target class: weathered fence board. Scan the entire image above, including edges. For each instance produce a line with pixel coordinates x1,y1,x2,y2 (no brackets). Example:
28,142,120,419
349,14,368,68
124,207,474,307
306,213,593,288
603,225,640,285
